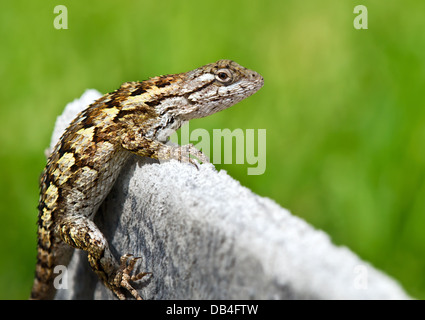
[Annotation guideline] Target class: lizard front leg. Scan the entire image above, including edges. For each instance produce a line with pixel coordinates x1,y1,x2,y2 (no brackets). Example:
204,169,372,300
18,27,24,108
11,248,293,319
57,215,149,300
121,131,210,166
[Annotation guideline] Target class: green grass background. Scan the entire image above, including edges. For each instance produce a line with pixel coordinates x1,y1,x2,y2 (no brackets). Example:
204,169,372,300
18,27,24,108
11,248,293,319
1,0,424,299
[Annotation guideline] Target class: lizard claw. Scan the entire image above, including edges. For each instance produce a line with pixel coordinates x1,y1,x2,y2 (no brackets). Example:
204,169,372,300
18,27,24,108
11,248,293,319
156,143,209,169
178,144,209,169
112,254,151,300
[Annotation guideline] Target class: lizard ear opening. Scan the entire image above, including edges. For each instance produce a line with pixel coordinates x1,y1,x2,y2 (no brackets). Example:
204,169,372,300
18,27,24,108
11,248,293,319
215,69,233,84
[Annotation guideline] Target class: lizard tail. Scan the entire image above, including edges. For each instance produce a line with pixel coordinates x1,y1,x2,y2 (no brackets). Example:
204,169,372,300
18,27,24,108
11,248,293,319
30,202,69,300
30,247,57,300
30,211,58,300
31,204,74,299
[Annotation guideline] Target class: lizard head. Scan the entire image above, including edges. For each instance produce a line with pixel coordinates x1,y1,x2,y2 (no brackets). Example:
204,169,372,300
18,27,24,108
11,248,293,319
177,59,264,120
126,60,264,141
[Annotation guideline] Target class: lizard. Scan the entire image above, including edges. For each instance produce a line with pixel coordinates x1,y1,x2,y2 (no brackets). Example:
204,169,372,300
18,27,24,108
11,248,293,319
30,59,264,300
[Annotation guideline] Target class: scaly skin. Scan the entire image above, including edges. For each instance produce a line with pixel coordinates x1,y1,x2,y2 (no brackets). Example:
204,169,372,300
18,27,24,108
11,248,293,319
31,60,264,300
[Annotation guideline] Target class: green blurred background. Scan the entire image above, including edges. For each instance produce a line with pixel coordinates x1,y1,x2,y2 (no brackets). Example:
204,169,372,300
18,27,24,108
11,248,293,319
1,0,424,299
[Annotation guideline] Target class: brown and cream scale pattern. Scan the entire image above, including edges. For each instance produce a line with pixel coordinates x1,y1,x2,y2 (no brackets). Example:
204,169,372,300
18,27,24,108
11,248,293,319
31,60,264,300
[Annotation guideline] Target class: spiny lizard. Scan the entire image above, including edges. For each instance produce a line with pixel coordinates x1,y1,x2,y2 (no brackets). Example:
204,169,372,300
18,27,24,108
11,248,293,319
31,60,264,300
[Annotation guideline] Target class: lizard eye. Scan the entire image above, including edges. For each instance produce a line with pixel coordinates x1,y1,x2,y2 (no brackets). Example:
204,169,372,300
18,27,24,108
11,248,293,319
215,69,233,84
